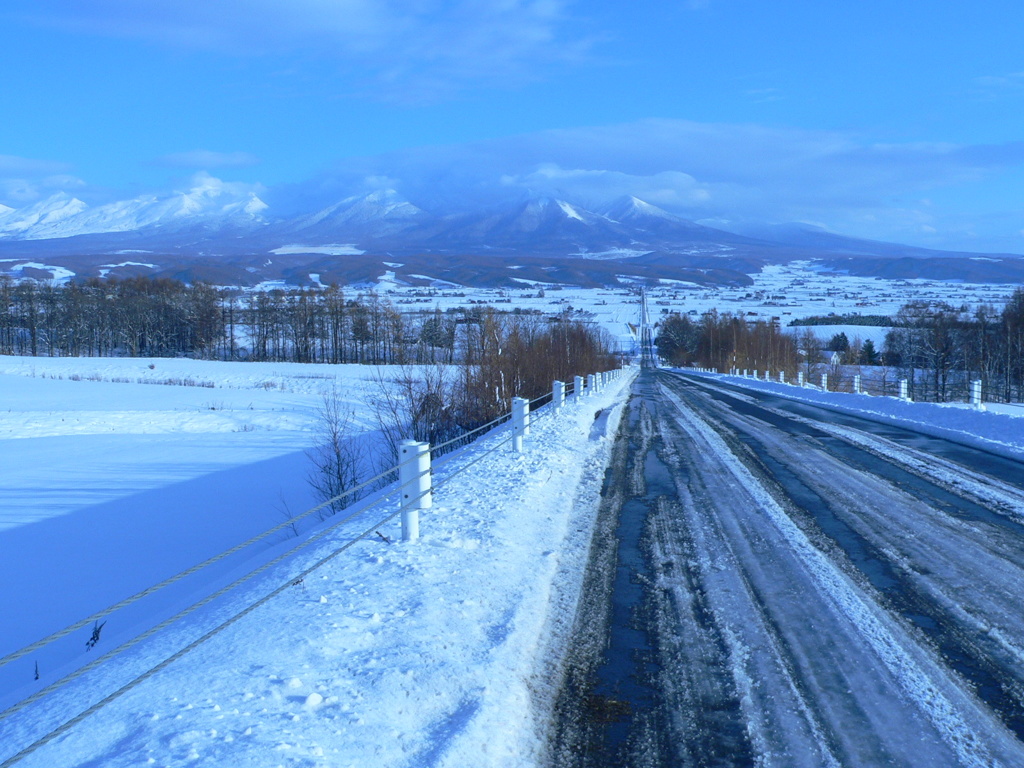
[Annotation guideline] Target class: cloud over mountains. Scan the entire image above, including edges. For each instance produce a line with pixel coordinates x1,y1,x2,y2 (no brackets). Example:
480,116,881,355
3,119,1024,253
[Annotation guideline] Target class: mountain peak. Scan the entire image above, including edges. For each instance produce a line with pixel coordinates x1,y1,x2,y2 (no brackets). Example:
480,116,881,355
603,195,679,223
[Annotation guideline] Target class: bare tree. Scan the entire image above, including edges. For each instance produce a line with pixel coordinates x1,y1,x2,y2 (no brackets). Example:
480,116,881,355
306,384,369,518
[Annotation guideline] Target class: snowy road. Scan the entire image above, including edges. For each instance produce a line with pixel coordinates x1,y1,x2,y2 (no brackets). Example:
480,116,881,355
551,368,1024,767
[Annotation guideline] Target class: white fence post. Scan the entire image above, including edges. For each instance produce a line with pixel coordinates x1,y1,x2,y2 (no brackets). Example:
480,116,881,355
399,440,431,541
574,375,584,400
779,371,786,384
554,380,565,412
587,373,596,395
854,374,861,394
900,379,910,401
972,380,984,409
820,373,828,391
512,397,528,452
798,371,805,387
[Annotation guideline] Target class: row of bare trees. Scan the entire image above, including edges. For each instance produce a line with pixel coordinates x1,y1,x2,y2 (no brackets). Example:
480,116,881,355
655,310,800,375
882,292,1024,403
306,312,619,516
656,289,1024,403
0,278,619,373
0,277,222,358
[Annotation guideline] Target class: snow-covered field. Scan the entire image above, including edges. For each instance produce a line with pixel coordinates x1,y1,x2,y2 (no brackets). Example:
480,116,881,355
0,358,402,732
0,356,634,767
380,261,1021,352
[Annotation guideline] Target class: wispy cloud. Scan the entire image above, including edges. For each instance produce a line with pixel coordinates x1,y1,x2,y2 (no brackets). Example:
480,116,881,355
0,155,84,205
156,150,260,169
28,0,588,101
0,154,72,176
744,87,782,104
972,71,1024,100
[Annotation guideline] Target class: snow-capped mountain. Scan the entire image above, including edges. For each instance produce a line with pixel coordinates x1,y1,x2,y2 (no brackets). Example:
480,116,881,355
0,177,268,241
3,181,1024,288
601,195,680,224
0,193,89,237
283,189,424,239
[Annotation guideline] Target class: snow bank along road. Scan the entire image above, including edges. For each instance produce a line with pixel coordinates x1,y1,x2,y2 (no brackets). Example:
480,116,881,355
551,368,1024,767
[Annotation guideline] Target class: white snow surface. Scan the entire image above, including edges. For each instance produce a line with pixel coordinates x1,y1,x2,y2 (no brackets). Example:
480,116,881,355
557,200,584,221
679,368,1024,460
0,356,633,767
0,176,266,240
270,245,365,256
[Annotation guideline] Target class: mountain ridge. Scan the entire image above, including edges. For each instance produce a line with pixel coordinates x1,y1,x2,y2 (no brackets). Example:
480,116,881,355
2,187,1024,288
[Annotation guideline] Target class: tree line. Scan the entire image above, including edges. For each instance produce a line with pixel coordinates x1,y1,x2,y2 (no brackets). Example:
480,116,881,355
655,310,800,376
881,293,1024,402
0,276,617,376
655,288,1024,403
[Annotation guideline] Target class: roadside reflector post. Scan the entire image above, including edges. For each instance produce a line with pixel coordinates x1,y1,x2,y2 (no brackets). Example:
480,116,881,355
821,373,828,391
854,374,862,394
798,371,805,387
399,440,431,542
574,375,584,400
779,371,786,384
900,379,910,401
587,373,596,395
553,380,565,412
512,397,529,453
972,380,984,409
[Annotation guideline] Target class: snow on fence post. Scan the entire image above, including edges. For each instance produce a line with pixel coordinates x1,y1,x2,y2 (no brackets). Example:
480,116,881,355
399,440,431,542
971,380,984,409
512,397,529,453
574,375,584,400
587,373,597,395
821,373,828,391
753,369,758,380
553,380,565,412
854,374,861,394
798,371,805,387
779,371,786,384
900,379,910,401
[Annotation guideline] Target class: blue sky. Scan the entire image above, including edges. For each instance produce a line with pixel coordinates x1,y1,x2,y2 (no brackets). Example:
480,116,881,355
1,0,1023,252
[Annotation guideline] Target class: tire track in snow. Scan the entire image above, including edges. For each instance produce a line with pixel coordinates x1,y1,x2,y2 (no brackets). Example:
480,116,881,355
659,373,1022,766
671,372,1024,740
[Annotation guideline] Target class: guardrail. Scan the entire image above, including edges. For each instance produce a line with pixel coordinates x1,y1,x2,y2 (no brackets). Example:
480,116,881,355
0,364,629,767
685,366,996,410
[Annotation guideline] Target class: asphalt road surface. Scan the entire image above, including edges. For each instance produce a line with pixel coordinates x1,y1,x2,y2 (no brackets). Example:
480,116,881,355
549,367,1024,767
